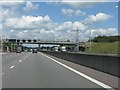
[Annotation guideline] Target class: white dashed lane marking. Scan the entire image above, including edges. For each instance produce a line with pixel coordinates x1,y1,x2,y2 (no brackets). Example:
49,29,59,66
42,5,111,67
19,53,31,62
7,53,31,70
10,66,15,69
2,73,4,75
19,60,22,62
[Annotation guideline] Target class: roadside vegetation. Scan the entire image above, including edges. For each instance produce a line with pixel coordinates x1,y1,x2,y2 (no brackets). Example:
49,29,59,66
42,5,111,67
84,35,120,55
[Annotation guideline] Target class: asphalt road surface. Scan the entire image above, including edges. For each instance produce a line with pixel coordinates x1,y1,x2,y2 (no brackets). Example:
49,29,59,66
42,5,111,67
2,52,112,89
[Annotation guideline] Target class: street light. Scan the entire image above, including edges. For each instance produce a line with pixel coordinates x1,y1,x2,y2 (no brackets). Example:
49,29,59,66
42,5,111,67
90,28,92,52
89,23,93,53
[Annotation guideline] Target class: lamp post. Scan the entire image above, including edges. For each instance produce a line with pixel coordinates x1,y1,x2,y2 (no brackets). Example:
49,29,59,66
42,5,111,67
89,23,93,53
90,28,92,52
76,27,80,52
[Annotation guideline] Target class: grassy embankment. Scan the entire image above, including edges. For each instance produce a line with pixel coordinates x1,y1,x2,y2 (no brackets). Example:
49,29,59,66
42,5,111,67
84,41,119,55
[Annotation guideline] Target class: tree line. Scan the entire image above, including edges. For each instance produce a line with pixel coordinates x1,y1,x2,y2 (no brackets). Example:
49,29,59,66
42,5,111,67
89,35,120,42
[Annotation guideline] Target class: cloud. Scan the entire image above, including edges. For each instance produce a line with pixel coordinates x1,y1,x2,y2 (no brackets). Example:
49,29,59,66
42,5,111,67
0,8,20,20
1,1,118,41
61,1,106,9
52,21,87,40
0,1,24,22
0,10,2,21
3,15,87,40
85,28,118,38
55,21,87,31
23,30,28,33
62,0,106,1
0,24,2,38
0,1,24,7
0,24,2,33
4,15,52,30
10,30,14,32
3,14,118,41
62,8,86,17
23,1,39,12
85,13,113,24
2,11,117,41
3,15,57,39
47,1,106,9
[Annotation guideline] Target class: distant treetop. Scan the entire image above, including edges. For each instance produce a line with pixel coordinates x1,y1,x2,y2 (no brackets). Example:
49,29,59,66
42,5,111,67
89,35,120,42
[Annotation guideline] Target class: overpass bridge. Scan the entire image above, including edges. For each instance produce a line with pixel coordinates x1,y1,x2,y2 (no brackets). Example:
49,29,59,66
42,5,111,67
2,39,80,45
2,39,84,52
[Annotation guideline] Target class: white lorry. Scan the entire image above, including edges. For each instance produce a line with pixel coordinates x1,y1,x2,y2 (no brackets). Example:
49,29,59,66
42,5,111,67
61,46,66,52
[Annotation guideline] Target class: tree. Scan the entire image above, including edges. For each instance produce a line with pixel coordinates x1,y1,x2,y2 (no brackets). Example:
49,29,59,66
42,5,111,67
89,35,120,42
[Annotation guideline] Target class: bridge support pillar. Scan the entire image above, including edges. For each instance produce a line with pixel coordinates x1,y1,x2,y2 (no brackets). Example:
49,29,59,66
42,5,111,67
38,44,41,51
20,43,22,46
6,46,10,52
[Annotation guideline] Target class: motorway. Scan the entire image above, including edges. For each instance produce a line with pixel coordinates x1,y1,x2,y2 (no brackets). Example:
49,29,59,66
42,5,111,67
2,52,114,89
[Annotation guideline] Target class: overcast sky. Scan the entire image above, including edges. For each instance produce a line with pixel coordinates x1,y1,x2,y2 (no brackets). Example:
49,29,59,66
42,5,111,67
0,0,119,42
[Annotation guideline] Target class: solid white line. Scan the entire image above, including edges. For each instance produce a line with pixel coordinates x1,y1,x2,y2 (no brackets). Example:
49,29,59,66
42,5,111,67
40,52,114,89
10,65,15,69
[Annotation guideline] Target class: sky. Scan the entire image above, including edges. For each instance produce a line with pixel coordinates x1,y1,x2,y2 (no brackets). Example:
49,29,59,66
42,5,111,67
0,0,119,42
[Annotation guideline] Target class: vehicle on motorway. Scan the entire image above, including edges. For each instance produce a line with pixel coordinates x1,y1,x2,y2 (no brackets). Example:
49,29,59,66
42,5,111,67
32,49,38,53
54,46,58,52
16,46,22,53
61,46,66,52
16,50,22,53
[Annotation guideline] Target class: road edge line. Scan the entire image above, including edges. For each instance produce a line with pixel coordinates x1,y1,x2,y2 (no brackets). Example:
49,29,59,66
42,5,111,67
40,52,114,89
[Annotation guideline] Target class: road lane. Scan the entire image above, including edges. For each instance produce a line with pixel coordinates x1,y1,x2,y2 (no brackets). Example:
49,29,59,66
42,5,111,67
2,52,29,63
2,52,30,74
3,52,104,88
